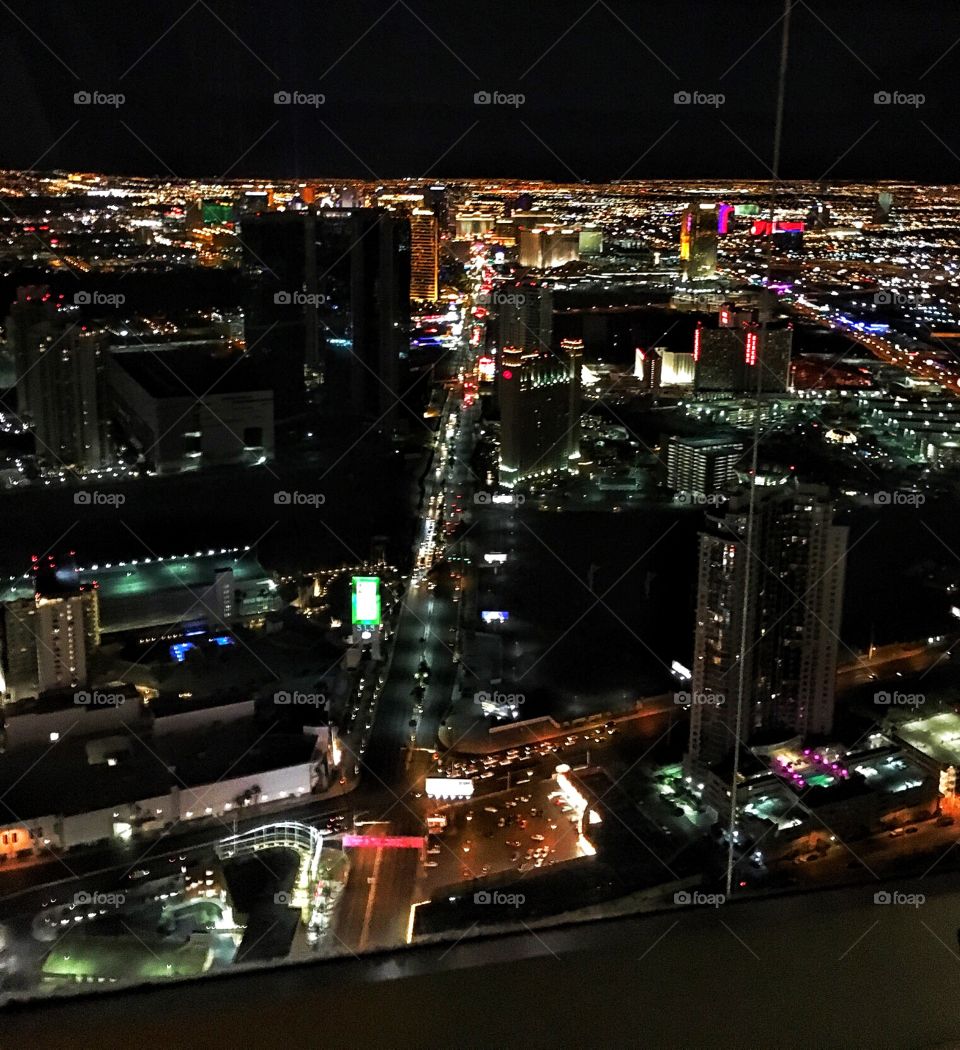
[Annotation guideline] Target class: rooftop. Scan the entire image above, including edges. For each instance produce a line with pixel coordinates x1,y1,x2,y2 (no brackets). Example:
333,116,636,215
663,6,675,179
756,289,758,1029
108,343,268,400
894,710,960,767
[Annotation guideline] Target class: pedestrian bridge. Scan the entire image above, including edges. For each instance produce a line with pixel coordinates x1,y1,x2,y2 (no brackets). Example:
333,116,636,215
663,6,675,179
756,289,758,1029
216,822,324,910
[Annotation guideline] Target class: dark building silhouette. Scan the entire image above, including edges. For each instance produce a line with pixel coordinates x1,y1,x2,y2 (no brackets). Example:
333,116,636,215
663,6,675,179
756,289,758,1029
241,207,410,436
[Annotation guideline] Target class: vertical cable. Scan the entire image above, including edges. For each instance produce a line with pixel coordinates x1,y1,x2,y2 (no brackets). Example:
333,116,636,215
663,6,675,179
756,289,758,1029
725,0,793,899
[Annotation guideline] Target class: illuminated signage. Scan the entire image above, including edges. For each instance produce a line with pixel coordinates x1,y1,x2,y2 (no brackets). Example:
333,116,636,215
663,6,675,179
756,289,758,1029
745,331,758,366
671,660,692,682
342,834,425,849
425,777,475,799
351,576,381,626
480,611,509,624
484,553,508,564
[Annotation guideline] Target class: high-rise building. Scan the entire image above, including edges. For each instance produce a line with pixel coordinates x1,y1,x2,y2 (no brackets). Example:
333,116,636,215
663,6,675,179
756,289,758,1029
518,228,580,269
7,287,105,471
660,350,696,386
495,280,553,357
493,285,575,485
241,207,410,430
426,184,449,236
687,485,848,768
496,284,580,487
874,191,894,224
410,208,439,302
679,204,719,282
3,555,100,701
694,307,792,394
667,435,744,496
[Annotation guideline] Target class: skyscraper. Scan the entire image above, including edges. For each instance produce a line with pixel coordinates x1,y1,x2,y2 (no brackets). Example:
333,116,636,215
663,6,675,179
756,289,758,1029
7,287,105,471
694,308,792,394
2,555,100,701
496,283,580,487
495,280,553,356
687,485,848,768
679,203,719,282
241,207,410,432
410,208,439,302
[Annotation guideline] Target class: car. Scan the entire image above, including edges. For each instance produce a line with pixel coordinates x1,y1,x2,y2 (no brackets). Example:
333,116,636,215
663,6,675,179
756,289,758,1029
128,868,150,880
505,840,520,848
484,806,498,814
905,826,919,834
937,816,955,827
531,834,545,842
424,861,438,868
427,846,441,855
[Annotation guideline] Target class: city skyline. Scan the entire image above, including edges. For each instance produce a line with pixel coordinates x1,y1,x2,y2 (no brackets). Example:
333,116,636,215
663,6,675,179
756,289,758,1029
3,2,960,1044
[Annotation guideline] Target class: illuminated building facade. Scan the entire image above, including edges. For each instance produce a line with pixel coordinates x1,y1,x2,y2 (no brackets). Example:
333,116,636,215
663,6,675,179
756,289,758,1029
7,287,106,472
688,486,848,767
410,208,439,301
3,587,99,700
694,309,792,394
679,203,718,282
496,284,580,486
666,435,744,496
518,228,580,269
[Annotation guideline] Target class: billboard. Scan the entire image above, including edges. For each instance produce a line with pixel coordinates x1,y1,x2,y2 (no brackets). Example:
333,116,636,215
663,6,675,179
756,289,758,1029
351,576,381,626
425,777,475,799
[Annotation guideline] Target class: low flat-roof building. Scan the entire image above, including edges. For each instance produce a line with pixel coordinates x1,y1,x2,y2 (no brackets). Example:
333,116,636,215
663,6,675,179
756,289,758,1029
105,343,274,474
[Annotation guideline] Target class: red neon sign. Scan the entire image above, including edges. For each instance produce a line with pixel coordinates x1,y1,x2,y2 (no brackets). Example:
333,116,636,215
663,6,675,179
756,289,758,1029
693,325,702,362
342,834,425,849
739,333,756,371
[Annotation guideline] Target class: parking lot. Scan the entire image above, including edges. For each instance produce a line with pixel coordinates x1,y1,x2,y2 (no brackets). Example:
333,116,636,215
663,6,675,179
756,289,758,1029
419,777,586,891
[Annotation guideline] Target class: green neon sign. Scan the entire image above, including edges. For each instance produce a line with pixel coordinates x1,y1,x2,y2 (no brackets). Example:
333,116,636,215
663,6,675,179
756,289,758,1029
351,576,381,626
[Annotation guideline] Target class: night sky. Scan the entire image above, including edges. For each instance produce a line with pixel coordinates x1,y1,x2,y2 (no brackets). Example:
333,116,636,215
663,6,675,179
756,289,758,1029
0,0,958,182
